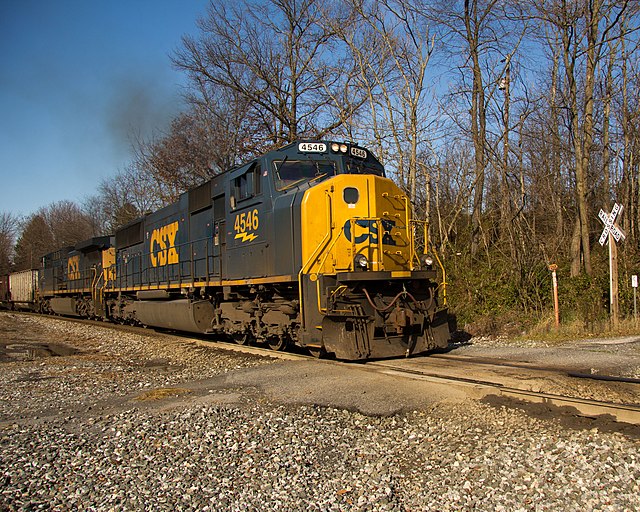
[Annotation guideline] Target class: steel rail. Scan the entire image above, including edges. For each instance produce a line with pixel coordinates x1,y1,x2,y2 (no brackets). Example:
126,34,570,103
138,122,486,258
366,360,640,426
428,352,640,385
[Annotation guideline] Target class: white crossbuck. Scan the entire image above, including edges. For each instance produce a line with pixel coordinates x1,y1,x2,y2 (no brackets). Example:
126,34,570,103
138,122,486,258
598,203,626,246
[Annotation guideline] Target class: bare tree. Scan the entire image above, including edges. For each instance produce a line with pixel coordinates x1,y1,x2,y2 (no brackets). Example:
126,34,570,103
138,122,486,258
334,0,437,206
533,0,631,276
174,0,366,148
426,0,525,257
13,201,95,271
0,212,20,274
424,138,478,253
93,164,165,232
133,113,215,202
617,13,640,241
130,101,257,204
45,201,97,247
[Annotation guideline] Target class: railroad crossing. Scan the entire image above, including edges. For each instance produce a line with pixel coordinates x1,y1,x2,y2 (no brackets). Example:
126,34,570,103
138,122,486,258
598,203,625,327
598,203,625,246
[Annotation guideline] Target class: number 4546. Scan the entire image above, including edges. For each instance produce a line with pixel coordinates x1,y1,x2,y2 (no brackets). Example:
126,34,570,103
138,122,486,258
234,209,259,233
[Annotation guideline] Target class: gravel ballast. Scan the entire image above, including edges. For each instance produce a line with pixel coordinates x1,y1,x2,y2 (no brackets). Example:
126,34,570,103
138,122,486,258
1,312,639,511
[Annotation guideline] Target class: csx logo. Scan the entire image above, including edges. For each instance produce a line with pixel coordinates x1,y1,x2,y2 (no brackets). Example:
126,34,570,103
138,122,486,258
343,219,397,246
67,255,81,280
150,221,179,267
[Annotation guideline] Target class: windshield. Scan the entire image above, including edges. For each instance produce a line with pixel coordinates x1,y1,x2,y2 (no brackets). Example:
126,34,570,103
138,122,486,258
273,159,336,191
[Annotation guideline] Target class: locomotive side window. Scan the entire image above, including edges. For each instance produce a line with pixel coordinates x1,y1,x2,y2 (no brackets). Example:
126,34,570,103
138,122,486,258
231,163,261,206
273,160,335,191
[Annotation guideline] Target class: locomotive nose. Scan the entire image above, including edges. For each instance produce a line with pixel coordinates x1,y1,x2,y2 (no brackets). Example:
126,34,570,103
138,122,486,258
298,173,449,360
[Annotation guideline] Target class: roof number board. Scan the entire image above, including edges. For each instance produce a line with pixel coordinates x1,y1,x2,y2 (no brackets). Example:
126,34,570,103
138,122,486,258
350,147,367,159
299,142,326,153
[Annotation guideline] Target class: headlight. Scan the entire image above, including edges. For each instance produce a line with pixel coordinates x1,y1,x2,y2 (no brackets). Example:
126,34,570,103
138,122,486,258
331,143,340,152
339,144,348,153
354,254,369,270
420,254,434,269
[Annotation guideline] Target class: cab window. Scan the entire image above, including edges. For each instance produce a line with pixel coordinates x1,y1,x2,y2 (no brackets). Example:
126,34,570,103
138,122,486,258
273,160,335,191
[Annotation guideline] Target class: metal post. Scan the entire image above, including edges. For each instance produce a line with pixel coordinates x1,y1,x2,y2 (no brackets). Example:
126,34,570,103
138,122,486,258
609,232,619,329
633,275,638,326
549,264,560,328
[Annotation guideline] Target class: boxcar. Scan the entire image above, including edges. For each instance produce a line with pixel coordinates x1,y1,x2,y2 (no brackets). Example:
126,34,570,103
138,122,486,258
9,269,39,309
0,274,10,308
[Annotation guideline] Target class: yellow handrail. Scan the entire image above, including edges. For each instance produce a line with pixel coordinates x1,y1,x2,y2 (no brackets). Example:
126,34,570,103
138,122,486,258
298,191,333,328
409,218,447,306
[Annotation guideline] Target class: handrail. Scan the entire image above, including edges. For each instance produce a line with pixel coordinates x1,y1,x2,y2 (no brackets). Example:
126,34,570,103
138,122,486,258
403,195,415,270
298,191,333,328
90,266,105,315
409,218,447,306
409,219,427,270
316,283,350,315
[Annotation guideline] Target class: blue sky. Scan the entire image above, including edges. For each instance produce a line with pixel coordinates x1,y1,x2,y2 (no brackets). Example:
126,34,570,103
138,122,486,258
0,0,209,218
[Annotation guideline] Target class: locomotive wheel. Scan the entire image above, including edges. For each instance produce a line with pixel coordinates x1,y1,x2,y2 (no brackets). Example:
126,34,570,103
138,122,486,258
307,346,326,358
232,332,252,346
267,336,289,351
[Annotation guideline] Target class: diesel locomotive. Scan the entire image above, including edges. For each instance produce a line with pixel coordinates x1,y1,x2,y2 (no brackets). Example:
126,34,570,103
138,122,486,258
6,141,451,360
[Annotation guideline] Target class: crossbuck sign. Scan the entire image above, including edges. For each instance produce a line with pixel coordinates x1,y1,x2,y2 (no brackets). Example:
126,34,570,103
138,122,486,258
598,203,625,246
598,203,626,327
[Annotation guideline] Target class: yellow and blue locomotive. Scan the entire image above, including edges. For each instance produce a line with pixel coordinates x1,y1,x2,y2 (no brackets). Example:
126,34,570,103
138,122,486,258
38,141,450,360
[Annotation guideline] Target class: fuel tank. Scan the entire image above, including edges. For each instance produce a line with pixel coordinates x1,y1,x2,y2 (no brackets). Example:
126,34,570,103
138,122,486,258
50,297,80,317
128,299,215,334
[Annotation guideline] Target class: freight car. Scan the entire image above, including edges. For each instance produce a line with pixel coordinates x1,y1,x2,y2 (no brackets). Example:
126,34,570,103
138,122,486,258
0,269,39,310
12,141,451,360
0,274,8,306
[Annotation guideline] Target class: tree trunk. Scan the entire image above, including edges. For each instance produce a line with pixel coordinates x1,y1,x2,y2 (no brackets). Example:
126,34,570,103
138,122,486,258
465,0,487,258
570,215,582,277
550,45,564,239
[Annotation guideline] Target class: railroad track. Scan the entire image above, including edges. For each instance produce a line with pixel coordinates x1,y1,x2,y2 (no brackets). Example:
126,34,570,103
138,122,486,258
188,333,640,427
366,359,640,427
192,335,640,427
6,311,640,427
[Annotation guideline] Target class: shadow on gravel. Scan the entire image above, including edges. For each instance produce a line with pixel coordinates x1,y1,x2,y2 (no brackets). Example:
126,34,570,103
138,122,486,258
482,394,640,439
427,330,474,356
0,341,82,362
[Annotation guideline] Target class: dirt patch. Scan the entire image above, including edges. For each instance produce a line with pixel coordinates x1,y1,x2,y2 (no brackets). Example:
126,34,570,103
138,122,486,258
134,387,193,401
213,360,469,416
2,311,638,438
